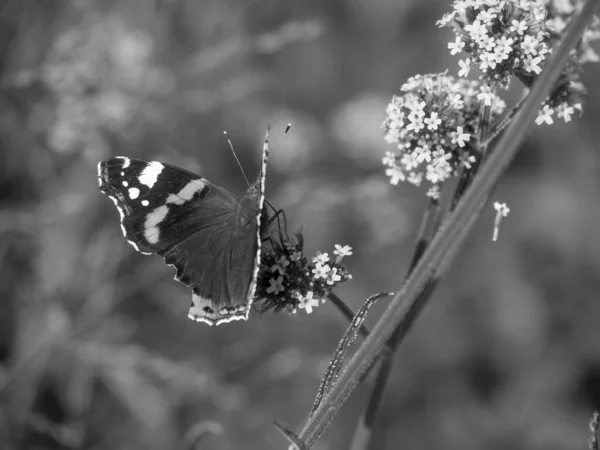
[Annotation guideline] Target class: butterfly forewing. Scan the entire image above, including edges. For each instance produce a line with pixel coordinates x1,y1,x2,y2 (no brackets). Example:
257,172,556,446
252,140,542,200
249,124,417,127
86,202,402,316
98,153,267,326
98,157,222,254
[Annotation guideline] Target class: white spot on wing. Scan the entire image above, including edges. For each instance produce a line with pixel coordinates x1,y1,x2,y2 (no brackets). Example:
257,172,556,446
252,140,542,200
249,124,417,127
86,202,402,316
188,294,247,326
108,196,147,253
139,162,163,188
166,179,206,205
118,156,131,169
140,179,206,246
128,187,140,199
144,205,168,244
122,181,128,187
97,162,103,187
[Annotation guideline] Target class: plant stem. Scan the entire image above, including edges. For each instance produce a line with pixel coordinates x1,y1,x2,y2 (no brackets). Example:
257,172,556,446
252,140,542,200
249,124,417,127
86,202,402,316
352,85,497,450
349,198,441,449
328,291,371,339
292,2,600,446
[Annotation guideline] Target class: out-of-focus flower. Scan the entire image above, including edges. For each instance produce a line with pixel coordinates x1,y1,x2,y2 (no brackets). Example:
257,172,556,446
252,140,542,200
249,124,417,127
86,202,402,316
38,17,174,156
382,73,505,196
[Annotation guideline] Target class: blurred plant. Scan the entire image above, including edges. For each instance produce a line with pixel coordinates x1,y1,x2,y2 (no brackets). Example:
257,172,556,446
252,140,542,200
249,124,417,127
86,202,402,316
591,411,599,450
35,14,174,157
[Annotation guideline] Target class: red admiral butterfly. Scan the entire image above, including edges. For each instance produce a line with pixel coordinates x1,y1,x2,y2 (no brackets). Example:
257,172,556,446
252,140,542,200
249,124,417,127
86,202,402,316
97,131,270,326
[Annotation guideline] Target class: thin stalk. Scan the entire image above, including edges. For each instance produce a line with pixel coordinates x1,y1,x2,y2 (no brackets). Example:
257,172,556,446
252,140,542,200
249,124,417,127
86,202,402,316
328,291,372,339
452,100,493,209
482,95,528,148
293,2,600,447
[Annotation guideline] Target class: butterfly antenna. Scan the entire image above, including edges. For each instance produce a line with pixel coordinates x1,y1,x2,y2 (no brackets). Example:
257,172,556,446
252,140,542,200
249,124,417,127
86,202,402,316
265,123,291,164
223,130,251,187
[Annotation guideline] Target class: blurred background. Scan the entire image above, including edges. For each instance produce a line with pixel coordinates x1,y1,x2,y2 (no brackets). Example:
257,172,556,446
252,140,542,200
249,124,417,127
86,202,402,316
1,0,599,449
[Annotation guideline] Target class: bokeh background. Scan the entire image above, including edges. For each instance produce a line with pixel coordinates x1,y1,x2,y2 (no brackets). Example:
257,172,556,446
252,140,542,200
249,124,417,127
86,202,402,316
1,0,600,449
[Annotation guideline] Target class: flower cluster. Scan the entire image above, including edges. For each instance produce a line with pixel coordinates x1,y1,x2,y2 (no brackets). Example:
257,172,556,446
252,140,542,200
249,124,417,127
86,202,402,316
255,233,353,315
438,0,551,88
439,0,600,126
382,73,506,197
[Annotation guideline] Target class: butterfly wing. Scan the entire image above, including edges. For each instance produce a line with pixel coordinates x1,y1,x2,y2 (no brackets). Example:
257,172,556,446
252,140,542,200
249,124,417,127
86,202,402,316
98,155,267,326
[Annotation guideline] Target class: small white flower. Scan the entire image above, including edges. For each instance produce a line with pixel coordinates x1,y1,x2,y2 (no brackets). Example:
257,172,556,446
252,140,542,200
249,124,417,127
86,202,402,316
437,11,456,27
298,291,320,314
556,104,575,122
382,151,396,166
520,35,538,55
289,250,303,262
523,54,543,74
266,276,285,295
480,35,496,52
451,126,471,148
424,112,442,131
326,267,342,285
477,86,496,106
427,185,441,199
494,36,513,61
465,20,487,43
511,19,528,35
535,104,554,125
386,165,405,185
333,244,353,258
477,9,497,25
448,36,465,55
311,262,330,279
458,58,471,77
479,52,497,71
449,93,464,109
312,252,329,264
492,201,510,242
270,255,289,275
406,114,425,132
407,171,423,186
460,154,477,169
414,145,432,163
401,152,419,171
494,201,510,216
426,157,452,184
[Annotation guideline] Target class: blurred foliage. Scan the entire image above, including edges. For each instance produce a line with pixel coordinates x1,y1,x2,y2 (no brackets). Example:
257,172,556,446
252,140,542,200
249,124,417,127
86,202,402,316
0,0,599,449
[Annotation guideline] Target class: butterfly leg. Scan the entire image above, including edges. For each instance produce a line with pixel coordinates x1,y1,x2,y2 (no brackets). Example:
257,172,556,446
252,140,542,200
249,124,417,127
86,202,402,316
264,202,292,242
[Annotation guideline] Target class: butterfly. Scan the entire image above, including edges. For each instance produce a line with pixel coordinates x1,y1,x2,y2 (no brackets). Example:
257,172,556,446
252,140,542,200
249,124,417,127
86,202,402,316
97,131,273,326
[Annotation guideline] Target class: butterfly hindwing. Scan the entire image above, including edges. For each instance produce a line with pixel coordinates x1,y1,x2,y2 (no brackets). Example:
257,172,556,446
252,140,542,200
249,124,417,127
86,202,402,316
98,151,267,326
187,145,268,325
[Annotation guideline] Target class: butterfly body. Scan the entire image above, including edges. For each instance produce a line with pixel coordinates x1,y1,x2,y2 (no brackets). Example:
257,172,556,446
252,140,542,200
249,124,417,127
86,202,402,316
98,148,268,326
